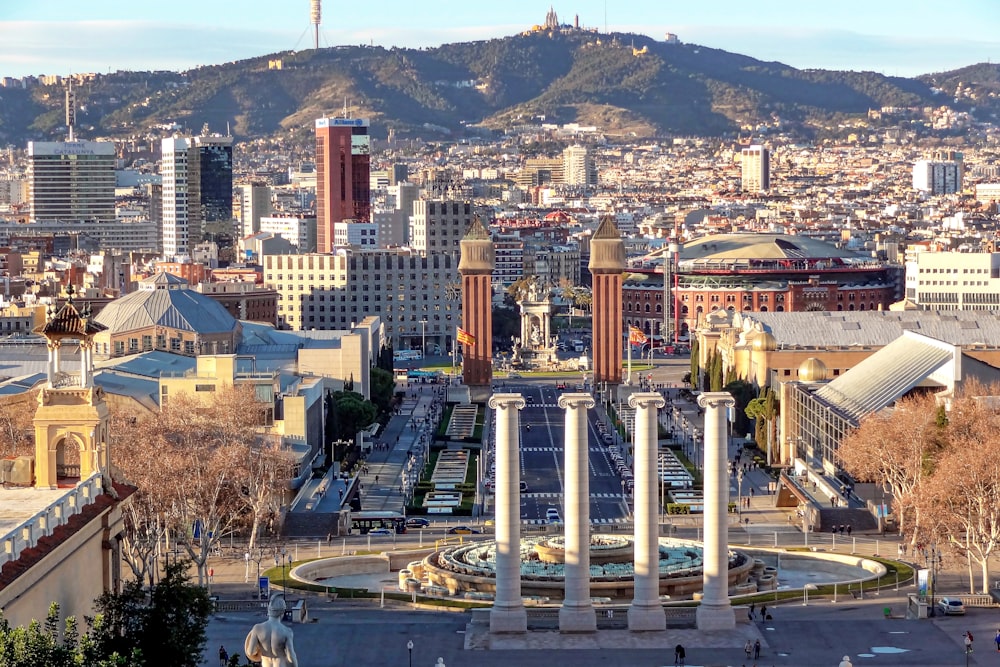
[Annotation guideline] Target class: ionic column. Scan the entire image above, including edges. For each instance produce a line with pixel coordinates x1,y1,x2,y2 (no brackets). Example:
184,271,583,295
558,392,596,633
628,391,666,631
488,392,527,633
696,391,736,630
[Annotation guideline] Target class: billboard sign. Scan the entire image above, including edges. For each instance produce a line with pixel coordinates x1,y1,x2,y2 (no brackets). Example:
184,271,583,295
316,117,369,128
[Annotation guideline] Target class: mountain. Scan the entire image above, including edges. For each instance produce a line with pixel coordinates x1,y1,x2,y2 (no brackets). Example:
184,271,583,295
1,31,997,145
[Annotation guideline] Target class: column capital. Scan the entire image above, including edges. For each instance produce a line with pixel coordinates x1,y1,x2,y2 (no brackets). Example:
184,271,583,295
558,393,595,410
697,391,735,410
489,393,526,410
628,391,665,410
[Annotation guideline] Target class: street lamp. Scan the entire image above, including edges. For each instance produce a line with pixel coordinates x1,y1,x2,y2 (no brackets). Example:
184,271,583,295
406,639,414,667
281,546,287,585
420,319,428,358
926,544,943,616
737,467,744,517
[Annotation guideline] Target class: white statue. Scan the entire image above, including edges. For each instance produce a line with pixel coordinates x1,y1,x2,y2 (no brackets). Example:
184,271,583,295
245,594,299,667
530,324,541,346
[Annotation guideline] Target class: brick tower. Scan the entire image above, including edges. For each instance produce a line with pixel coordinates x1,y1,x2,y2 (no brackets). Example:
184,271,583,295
459,216,494,392
589,216,625,388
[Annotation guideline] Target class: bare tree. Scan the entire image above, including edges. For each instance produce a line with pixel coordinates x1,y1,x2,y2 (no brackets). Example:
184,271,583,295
0,390,38,458
918,396,1000,593
837,392,944,546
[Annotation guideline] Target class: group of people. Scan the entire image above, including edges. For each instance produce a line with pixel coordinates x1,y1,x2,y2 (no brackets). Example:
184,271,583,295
831,523,853,536
743,638,762,660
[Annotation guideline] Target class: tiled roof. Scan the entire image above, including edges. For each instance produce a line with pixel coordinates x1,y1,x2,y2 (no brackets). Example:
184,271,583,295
94,287,237,335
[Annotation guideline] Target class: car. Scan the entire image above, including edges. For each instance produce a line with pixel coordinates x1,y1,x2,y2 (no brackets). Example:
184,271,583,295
405,517,430,528
368,528,394,536
508,372,522,379
545,507,561,523
447,525,481,535
519,481,529,492
556,382,567,390
937,597,965,615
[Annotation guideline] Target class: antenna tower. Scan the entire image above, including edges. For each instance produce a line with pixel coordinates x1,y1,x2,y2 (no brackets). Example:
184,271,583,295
65,80,76,142
310,0,322,50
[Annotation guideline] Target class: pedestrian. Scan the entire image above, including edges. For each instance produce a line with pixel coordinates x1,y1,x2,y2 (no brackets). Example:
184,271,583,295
375,474,380,485
760,604,767,620
674,643,685,666
994,628,1000,652
219,645,229,667
753,638,761,659
847,525,852,537
749,602,755,618
744,639,753,659
964,630,974,653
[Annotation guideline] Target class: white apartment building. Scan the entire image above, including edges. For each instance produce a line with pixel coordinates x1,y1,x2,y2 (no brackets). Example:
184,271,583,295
410,199,472,254
905,251,1000,310
238,183,272,237
260,215,316,251
332,220,378,249
741,145,770,193
975,183,1000,205
28,141,116,224
912,160,962,194
263,250,461,352
562,144,597,188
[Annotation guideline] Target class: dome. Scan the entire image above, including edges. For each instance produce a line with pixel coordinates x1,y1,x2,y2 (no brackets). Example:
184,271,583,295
798,357,828,383
751,331,777,351
679,233,865,262
95,273,238,336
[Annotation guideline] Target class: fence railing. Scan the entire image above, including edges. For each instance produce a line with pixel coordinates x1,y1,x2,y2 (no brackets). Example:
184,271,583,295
1,473,103,565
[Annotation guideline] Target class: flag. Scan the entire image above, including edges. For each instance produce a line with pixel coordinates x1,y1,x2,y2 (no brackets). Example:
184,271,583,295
629,326,648,345
457,327,477,346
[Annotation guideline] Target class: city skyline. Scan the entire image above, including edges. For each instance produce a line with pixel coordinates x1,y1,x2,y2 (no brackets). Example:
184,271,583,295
1,0,998,79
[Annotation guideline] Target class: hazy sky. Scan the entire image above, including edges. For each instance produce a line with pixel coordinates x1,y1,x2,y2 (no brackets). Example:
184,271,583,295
1,0,998,78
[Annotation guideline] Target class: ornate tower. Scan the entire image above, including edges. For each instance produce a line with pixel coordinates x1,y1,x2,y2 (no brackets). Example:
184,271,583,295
589,216,625,388
459,216,494,391
32,290,110,489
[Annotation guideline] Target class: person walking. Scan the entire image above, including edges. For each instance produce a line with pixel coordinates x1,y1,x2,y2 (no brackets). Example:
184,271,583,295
964,630,974,655
218,645,229,667
744,639,753,659
673,643,685,666
753,639,761,659
760,604,767,621
994,628,1000,652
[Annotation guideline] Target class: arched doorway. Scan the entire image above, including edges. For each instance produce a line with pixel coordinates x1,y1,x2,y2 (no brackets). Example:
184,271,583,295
53,435,83,482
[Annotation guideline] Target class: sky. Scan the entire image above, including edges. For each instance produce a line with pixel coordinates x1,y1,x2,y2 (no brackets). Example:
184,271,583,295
1,0,998,79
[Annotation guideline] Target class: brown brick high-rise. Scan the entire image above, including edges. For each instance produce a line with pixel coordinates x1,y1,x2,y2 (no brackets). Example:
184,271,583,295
589,216,626,388
459,217,494,389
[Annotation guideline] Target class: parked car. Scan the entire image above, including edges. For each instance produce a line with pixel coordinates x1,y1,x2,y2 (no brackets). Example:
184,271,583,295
447,525,481,535
405,517,430,528
368,528,394,536
937,597,965,615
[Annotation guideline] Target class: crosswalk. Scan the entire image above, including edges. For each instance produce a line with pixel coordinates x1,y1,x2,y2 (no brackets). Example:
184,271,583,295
522,517,631,525
521,492,623,499
520,446,608,453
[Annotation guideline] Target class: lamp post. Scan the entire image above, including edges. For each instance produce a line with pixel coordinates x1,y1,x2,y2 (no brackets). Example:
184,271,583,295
406,639,413,667
737,467,744,517
281,546,287,587
927,544,943,616
420,319,428,358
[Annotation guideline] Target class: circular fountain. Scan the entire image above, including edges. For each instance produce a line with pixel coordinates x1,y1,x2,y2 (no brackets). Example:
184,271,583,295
419,534,755,600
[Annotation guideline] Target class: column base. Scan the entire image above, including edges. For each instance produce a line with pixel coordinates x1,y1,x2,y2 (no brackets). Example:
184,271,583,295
627,603,666,631
559,605,597,633
696,604,735,631
489,606,527,633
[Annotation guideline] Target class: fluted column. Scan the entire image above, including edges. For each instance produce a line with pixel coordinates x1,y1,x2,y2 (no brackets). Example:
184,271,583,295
696,391,736,630
488,392,527,633
628,391,666,631
558,392,596,633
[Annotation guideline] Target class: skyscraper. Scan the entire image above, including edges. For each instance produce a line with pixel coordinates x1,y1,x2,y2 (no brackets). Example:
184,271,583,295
741,145,770,193
913,159,963,195
315,117,370,253
563,144,597,189
28,141,116,224
161,136,233,258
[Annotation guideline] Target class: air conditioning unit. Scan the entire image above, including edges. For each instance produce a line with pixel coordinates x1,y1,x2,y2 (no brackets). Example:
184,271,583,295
0,456,34,486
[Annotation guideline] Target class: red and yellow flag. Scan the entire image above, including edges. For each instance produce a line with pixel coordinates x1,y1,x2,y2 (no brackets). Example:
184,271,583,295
628,326,648,345
457,327,477,346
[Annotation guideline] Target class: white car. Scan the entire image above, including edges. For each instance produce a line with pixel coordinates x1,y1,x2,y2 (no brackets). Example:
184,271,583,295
545,507,561,523
937,597,965,615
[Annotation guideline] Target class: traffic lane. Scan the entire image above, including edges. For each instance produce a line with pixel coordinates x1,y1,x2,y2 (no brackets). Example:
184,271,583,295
518,398,565,520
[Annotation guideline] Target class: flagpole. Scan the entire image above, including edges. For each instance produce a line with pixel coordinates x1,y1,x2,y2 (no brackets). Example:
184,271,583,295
627,328,632,385
452,327,457,384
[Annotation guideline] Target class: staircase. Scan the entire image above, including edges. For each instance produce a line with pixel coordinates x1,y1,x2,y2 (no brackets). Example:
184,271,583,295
817,507,878,534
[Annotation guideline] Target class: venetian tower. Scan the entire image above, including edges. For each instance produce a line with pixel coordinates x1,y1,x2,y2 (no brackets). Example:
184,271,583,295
589,216,626,388
459,216,495,395
32,289,110,489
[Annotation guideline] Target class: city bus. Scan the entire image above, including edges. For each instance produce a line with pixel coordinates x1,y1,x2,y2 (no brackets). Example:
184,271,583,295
349,511,407,535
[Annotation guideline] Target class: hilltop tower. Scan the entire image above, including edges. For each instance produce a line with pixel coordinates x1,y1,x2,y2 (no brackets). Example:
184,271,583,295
310,0,322,50
458,216,494,393
589,216,625,388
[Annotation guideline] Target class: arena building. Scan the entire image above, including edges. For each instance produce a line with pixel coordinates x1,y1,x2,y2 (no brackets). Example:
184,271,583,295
625,233,903,340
